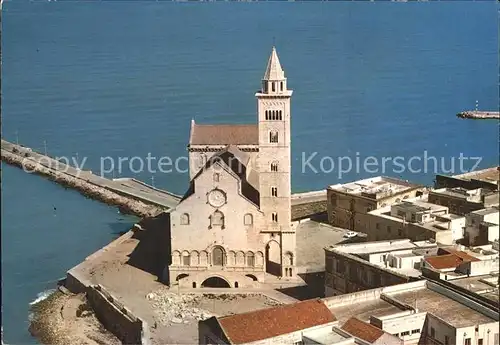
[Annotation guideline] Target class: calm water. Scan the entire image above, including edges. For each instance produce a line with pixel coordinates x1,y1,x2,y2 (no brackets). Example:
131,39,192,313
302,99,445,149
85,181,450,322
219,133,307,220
2,1,498,343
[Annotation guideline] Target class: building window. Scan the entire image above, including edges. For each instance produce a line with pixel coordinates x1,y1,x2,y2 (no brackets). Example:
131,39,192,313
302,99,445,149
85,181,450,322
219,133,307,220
445,335,449,345
494,333,499,345
279,110,282,120
272,82,276,92
271,161,278,172
293,342,303,345
465,338,471,345
398,229,403,236
180,213,190,225
477,339,482,345
412,329,420,334
401,331,410,336
280,82,283,91
213,173,219,182
376,223,380,229
247,253,255,267
244,213,253,226
271,187,278,197
210,211,225,227
431,327,435,338
183,254,190,266
269,130,278,143
272,212,278,222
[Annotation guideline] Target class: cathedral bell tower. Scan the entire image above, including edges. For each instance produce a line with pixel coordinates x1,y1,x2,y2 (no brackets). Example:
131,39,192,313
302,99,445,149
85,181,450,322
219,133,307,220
256,46,295,278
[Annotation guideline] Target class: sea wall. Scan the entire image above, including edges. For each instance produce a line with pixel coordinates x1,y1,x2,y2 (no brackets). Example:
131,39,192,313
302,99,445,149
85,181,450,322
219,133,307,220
66,229,136,294
87,284,151,345
64,229,150,345
291,200,327,221
1,148,164,217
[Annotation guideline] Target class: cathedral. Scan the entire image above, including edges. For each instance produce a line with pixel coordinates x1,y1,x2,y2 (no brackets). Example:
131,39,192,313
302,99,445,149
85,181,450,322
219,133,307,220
168,47,296,289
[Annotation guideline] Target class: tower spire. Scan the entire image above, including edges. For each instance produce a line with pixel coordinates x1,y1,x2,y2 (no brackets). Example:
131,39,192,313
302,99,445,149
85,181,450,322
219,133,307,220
263,46,285,81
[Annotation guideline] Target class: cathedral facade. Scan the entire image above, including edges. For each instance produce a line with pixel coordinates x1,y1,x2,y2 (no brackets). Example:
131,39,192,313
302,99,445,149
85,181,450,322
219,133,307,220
168,47,296,288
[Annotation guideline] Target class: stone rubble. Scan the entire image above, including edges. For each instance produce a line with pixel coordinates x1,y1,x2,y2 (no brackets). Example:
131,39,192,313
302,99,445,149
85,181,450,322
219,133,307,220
146,289,214,326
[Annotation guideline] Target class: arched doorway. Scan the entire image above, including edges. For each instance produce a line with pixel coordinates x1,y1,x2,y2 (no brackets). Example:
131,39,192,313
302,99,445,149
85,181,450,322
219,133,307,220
212,246,225,267
265,240,281,276
201,276,231,288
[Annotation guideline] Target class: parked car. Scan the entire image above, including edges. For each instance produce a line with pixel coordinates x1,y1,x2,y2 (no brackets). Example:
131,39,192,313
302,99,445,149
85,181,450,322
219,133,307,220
343,231,357,238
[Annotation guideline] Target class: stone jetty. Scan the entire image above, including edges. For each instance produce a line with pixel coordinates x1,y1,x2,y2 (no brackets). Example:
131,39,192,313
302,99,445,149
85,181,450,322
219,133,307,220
457,111,500,120
1,141,175,218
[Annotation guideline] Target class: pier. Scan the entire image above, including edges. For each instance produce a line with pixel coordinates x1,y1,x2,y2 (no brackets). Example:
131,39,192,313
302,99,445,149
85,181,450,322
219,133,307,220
1,139,181,217
457,111,500,120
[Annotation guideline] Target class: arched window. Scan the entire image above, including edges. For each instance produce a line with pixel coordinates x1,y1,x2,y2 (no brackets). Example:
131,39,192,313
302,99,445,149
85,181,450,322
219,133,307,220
270,161,278,172
272,212,278,222
180,213,190,225
211,211,224,227
244,213,253,226
213,173,220,182
182,251,191,266
269,130,278,143
246,252,255,267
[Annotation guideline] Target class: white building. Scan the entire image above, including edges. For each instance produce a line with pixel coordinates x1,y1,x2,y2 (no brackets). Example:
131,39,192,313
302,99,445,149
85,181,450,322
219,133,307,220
168,47,297,288
464,207,500,246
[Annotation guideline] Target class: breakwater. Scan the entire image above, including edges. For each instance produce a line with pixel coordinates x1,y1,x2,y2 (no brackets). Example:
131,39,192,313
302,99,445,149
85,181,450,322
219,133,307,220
457,111,500,120
1,139,181,217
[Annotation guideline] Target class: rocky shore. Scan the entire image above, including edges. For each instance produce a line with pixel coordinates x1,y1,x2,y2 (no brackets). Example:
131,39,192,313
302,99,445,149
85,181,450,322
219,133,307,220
1,149,165,218
29,290,120,345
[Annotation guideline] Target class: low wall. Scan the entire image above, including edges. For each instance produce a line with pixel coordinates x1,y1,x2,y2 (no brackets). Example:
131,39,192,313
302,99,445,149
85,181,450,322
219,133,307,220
87,284,151,345
64,229,150,345
291,200,327,221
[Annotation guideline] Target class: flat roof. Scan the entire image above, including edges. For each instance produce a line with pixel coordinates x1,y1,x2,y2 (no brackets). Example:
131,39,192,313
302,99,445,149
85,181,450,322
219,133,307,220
452,167,500,183
393,200,448,213
326,282,498,328
326,239,436,255
328,176,421,200
370,207,460,233
472,207,499,216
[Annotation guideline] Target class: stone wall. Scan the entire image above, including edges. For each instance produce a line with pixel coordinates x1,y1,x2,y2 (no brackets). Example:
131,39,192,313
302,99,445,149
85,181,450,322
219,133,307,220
64,229,151,345
87,284,150,345
291,200,327,221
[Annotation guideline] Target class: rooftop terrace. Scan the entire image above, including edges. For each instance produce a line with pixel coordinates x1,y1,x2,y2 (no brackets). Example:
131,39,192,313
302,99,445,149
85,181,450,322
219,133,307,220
328,176,421,200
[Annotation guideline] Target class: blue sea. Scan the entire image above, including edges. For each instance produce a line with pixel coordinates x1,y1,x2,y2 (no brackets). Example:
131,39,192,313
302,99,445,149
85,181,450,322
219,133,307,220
2,1,498,343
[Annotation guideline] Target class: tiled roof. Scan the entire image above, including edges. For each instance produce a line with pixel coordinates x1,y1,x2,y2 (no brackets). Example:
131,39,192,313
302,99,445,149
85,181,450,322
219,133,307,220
341,317,384,343
424,252,479,270
189,120,258,145
217,299,336,344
